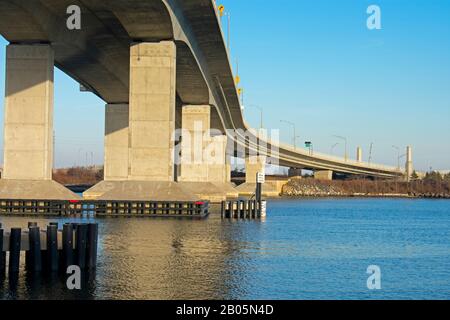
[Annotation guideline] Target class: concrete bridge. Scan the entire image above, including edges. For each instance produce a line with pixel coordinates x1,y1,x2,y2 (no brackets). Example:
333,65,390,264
0,0,412,202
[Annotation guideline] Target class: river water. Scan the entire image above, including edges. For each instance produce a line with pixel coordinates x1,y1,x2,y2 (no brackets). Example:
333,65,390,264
1,198,449,300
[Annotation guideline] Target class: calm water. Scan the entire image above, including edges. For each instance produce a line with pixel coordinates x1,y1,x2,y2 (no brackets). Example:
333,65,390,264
1,198,450,300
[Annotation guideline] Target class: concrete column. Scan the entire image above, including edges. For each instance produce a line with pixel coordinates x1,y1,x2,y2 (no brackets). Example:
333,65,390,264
314,170,333,181
179,105,211,182
3,44,54,180
207,135,230,183
405,146,413,181
356,147,363,162
104,104,129,181
128,41,176,181
245,155,266,183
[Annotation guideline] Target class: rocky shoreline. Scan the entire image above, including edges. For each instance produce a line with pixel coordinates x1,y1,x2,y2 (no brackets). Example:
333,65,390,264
281,179,450,199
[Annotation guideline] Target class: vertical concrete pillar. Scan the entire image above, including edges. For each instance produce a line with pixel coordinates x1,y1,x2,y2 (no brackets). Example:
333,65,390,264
207,135,230,183
405,146,413,182
3,44,54,180
128,41,176,181
104,104,129,181
356,147,363,162
314,170,333,181
179,105,211,182
245,155,266,183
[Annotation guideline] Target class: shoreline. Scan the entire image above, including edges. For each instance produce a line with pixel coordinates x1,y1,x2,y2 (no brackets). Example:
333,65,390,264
277,193,450,200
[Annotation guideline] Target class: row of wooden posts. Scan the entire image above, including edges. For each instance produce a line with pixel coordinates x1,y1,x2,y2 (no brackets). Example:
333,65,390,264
0,222,98,275
0,199,209,217
221,200,267,219
221,175,267,219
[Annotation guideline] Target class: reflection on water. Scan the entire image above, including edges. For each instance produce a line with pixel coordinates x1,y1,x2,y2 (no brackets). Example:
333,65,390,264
1,198,450,300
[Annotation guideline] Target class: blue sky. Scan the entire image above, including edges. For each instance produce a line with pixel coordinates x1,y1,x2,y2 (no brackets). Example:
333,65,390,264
1,0,449,171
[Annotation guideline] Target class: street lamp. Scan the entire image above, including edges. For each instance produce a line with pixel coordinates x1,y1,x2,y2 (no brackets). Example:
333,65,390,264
392,145,400,170
333,135,348,161
330,143,339,155
248,105,263,129
280,120,297,150
77,148,83,167
218,5,231,52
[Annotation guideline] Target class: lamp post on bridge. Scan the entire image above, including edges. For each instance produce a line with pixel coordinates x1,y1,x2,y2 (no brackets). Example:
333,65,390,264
280,120,297,151
330,143,339,156
392,145,401,171
218,4,231,53
333,135,348,162
248,105,263,129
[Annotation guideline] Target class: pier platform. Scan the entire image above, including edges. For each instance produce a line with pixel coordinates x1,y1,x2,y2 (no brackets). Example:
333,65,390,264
0,180,81,200
83,180,237,203
0,199,209,218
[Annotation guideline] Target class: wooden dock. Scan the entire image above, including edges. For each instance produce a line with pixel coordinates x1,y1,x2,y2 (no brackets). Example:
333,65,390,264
0,199,210,218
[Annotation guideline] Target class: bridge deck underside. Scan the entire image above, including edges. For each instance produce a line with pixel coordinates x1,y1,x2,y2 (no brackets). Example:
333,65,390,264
0,0,403,179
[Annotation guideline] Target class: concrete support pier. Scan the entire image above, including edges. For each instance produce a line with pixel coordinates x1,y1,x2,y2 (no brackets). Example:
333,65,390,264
357,147,363,163
405,146,413,182
104,104,129,181
236,155,279,197
0,44,79,200
84,41,199,201
314,170,333,181
178,105,237,201
83,104,129,199
128,41,176,181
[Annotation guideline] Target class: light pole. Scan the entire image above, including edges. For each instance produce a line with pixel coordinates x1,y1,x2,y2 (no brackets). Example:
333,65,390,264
217,4,231,52
392,145,400,170
333,135,348,161
280,120,297,150
368,142,374,165
248,105,263,129
77,148,83,167
330,143,339,155
226,12,230,52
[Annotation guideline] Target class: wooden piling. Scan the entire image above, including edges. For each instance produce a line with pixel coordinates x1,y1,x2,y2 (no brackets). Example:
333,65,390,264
221,201,225,219
62,223,74,270
0,226,5,274
9,228,21,274
86,223,98,270
25,222,38,269
226,201,231,219
75,224,88,269
28,227,42,272
239,200,245,219
46,224,59,272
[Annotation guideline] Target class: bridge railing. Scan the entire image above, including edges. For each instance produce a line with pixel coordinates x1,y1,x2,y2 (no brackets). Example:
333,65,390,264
276,141,404,173
246,129,404,173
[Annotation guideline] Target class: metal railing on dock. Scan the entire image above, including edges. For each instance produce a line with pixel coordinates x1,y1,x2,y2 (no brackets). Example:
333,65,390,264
0,222,98,275
0,199,209,218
